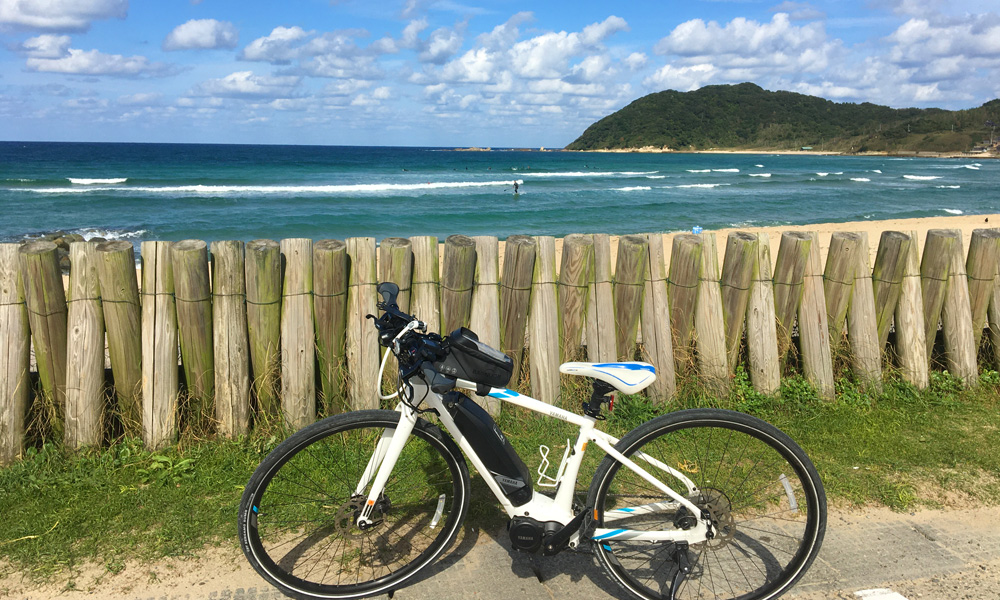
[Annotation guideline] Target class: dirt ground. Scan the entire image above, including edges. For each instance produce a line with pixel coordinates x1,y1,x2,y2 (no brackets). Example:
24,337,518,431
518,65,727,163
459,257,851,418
3,504,1000,600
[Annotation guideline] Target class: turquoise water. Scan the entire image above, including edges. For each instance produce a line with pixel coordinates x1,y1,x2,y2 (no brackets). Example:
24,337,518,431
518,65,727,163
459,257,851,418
1,141,996,245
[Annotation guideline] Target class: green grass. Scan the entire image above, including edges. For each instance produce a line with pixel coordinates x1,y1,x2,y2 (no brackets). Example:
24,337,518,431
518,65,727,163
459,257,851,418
2,369,999,584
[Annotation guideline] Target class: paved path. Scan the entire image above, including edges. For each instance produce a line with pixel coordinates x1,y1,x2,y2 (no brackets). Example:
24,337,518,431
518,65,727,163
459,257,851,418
11,506,1000,600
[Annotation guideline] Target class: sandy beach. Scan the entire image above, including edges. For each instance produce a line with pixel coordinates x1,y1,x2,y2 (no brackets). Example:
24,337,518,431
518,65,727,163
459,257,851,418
500,213,1000,273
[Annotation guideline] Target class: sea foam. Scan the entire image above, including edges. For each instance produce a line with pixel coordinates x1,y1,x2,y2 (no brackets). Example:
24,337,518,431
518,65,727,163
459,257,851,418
28,180,525,194
903,175,941,181
943,209,963,214
69,178,128,185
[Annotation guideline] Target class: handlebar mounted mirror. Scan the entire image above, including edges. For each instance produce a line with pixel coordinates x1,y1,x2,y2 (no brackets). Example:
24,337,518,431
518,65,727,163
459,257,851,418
377,282,400,307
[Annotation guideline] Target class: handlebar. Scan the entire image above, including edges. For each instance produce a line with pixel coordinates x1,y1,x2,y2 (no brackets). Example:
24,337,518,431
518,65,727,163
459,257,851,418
368,282,449,386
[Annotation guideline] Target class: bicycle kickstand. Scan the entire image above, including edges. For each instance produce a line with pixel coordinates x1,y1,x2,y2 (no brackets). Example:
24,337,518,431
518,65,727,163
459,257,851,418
668,542,691,600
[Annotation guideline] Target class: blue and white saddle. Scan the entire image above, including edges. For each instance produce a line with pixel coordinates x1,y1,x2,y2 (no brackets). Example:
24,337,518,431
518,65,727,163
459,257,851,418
558,362,656,395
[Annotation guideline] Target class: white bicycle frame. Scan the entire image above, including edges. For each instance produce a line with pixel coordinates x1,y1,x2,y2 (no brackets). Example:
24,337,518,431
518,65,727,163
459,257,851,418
354,376,711,548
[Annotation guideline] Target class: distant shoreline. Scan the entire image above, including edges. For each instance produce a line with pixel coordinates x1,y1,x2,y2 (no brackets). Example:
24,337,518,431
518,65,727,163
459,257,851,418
566,146,998,159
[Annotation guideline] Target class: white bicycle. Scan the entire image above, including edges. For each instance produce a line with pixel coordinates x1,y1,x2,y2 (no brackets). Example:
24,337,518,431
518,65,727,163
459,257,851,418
238,283,827,600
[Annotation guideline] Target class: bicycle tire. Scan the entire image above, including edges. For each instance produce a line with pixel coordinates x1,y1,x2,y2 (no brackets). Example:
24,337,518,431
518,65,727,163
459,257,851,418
238,410,470,600
587,408,826,600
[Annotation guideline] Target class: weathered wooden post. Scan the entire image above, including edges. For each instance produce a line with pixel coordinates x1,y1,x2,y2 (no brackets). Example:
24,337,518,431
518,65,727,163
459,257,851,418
966,229,1000,347
410,236,440,334
0,244,30,464
245,240,282,418
799,232,835,400
895,232,929,388
586,234,616,364
640,233,675,401
920,229,958,361
172,240,215,427
379,238,413,313
846,232,881,389
695,233,729,393
470,236,501,413
772,232,811,360
441,235,477,334
65,242,104,449
212,241,250,436
280,238,315,429
939,231,977,386
314,239,348,414
720,232,757,372
346,237,378,410
668,234,702,371
746,233,780,395
97,240,142,431
823,232,862,346
614,235,648,361
559,234,592,361
872,231,911,347
141,241,178,449
529,236,560,403
500,235,536,386
20,241,68,437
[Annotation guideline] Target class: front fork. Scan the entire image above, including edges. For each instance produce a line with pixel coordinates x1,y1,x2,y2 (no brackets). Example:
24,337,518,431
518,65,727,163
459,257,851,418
354,403,419,526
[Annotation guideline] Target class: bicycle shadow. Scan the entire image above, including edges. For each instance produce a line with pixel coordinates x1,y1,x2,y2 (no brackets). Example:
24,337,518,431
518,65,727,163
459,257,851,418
402,517,622,598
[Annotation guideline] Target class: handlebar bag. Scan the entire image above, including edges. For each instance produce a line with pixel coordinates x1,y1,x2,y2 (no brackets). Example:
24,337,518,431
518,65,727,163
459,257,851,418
434,327,514,388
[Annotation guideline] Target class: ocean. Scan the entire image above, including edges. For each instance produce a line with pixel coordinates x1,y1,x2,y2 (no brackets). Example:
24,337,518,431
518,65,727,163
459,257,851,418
1,141,996,246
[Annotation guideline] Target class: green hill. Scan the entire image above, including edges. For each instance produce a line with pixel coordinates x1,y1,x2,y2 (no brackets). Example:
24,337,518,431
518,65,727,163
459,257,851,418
566,83,1000,154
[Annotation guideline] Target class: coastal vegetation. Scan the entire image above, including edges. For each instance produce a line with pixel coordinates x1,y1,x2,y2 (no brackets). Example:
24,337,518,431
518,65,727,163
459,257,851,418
566,82,1000,154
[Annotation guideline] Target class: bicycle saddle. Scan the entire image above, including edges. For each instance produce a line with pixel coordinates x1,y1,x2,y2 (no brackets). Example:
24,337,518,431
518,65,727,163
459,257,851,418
558,362,656,395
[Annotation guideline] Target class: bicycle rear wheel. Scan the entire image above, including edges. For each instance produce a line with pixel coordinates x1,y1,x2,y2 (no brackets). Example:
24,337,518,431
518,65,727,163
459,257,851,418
588,408,826,600
238,410,470,600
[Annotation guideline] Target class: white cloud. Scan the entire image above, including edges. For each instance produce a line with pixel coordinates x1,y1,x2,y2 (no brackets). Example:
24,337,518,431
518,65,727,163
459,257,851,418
0,0,127,32
644,63,717,91
26,47,174,77
19,34,70,58
656,13,826,59
194,70,301,98
163,19,239,51
888,16,1000,64
240,26,312,63
420,25,464,64
624,52,647,70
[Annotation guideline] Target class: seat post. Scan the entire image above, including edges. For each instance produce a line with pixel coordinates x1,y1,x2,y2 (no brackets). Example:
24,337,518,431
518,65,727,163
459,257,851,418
583,379,616,418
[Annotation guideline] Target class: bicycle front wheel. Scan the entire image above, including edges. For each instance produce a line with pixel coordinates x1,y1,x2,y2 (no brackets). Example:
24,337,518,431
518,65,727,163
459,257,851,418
588,408,826,600
238,410,470,600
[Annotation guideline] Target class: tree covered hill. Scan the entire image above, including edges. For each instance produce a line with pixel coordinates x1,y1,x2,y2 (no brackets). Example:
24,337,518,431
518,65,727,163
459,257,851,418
566,83,1000,153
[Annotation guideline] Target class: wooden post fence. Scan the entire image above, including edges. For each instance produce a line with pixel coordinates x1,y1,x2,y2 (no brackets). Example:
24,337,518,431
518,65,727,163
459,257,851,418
212,240,250,436
20,241,68,437
141,241,178,449
0,244,30,464
314,239,349,413
65,242,104,449
280,238,315,428
172,240,214,427
245,240,282,418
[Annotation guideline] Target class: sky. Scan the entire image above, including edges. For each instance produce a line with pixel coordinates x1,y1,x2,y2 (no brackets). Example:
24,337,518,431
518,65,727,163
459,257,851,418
1,0,999,148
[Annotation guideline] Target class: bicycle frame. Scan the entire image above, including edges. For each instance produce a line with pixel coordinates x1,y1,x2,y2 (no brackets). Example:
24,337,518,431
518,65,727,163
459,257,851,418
355,377,711,548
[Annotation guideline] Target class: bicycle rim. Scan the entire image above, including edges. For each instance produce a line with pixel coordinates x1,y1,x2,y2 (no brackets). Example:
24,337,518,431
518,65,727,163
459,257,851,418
590,409,826,600
239,411,469,600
